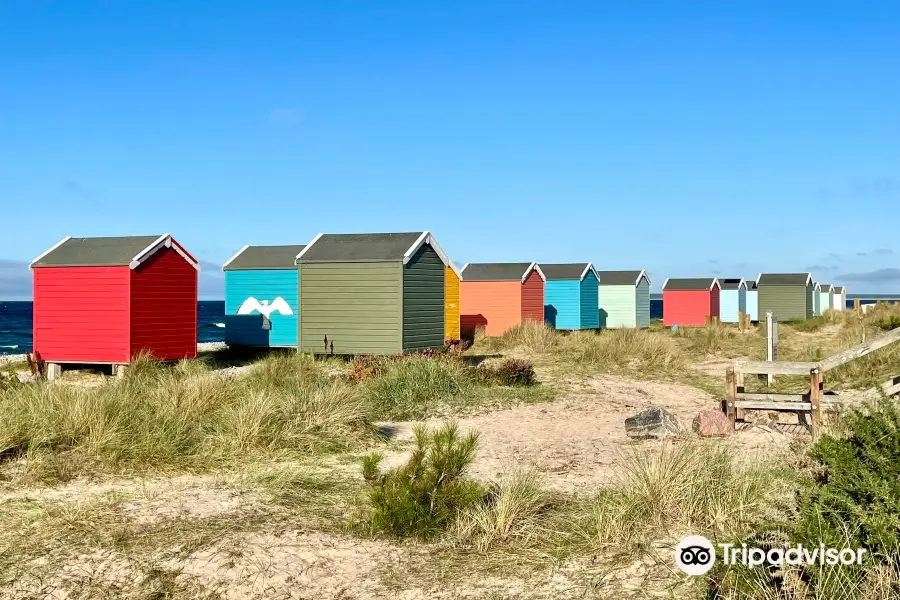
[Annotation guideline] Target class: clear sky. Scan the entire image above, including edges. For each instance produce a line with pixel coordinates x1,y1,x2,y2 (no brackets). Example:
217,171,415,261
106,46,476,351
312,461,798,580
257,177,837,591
1,1,899,299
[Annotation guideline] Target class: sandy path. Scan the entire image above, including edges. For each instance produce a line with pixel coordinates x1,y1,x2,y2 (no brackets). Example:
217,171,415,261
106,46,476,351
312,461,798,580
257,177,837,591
376,374,790,491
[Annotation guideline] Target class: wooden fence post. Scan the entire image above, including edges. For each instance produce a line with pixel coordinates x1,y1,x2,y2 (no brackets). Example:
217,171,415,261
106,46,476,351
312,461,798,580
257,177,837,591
738,311,745,331
809,367,822,440
765,312,778,386
725,366,737,429
854,298,860,314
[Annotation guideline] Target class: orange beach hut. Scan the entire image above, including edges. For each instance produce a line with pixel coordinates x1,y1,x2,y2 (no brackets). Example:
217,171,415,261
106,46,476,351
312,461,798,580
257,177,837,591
459,262,545,337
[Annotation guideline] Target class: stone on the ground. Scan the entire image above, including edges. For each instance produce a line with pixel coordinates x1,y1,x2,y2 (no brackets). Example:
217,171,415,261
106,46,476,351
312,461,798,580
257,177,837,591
624,407,683,440
692,410,733,437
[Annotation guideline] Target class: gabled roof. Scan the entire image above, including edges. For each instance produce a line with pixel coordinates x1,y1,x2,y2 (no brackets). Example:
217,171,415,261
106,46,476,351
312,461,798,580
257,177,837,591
819,284,832,292
295,231,450,268
597,270,650,286
662,277,720,291
538,262,599,282
30,234,199,271
756,273,813,286
460,262,545,283
719,278,747,291
747,281,758,291
223,245,307,271
834,286,845,293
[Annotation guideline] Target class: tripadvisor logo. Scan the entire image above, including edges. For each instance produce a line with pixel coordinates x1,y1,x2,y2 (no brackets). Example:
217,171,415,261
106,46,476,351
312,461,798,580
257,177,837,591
675,536,716,575
675,535,867,576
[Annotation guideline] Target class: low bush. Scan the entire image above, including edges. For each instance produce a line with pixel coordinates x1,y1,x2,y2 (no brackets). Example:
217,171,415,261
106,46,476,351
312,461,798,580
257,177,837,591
716,395,900,599
491,358,536,387
800,395,900,558
361,422,482,540
347,356,381,383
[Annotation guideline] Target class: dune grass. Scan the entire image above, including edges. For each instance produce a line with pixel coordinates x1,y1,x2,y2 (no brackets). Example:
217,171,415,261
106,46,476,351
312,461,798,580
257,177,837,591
576,439,782,555
0,353,371,482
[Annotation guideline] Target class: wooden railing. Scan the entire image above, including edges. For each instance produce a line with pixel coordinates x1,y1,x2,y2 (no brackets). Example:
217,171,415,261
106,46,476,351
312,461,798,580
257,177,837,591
725,327,900,438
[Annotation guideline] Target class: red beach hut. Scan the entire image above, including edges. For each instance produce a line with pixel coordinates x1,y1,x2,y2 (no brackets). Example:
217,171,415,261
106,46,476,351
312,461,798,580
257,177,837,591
662,278,721,327
30,234,199,372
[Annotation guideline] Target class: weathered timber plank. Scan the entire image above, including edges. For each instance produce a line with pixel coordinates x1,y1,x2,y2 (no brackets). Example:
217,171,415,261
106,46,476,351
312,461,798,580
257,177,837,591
736,360,819,375
736,392,807,402
734,400,811,410
821,328,900,372
882,377,900,397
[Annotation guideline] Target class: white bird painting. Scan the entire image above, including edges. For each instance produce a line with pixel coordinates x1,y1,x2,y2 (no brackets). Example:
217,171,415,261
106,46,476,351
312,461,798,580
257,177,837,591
236,296,294,317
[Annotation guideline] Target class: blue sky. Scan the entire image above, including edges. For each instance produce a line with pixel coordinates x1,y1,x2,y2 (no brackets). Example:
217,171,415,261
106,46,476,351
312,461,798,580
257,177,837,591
1,0,899,299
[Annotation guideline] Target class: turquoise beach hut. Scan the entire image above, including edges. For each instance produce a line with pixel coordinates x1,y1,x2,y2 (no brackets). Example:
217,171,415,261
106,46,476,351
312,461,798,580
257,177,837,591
719,279,747,323
540,263,599,330
597,270,651,328
222,244,305,347
746,281,759,322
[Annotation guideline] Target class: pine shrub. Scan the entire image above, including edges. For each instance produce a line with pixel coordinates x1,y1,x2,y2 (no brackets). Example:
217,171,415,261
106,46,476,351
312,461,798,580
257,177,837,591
361,422,482,540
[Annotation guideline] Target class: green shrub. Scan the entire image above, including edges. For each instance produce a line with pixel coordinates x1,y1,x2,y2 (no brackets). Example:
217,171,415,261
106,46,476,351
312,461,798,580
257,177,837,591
361,422,482,540
799,395,900,558
718,395,900,599
491,358,536,387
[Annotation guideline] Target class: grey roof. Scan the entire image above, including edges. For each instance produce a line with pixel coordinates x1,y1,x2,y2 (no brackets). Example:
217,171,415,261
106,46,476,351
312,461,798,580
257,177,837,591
31,235,163,267
223,245,306,271
834,286,845,293
461,262,535,281
539,263,591,281
819,284,832,292
296,232,425,263
720,278,746,290
597,270,646,286
748,281,758,291
757,273,812,286
663,278,718,291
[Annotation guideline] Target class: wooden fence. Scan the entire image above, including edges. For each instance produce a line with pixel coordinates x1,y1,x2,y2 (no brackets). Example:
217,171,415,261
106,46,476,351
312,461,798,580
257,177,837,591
725,327,900,438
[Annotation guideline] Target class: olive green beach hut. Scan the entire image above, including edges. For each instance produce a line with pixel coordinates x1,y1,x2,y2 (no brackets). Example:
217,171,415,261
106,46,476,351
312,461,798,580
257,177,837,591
295,231,451,355
756,272,815,322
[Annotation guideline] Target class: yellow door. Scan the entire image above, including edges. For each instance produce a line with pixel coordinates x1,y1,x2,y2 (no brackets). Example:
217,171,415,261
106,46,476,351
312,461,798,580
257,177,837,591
444,266,460,341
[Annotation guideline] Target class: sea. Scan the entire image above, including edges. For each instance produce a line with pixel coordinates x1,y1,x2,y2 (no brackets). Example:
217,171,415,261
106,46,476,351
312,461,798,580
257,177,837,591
0,296,893,356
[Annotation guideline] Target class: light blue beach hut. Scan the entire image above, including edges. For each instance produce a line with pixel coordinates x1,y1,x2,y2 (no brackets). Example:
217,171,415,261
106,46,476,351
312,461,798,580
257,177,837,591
817,284,834,315
745,281,759,322
222,244,305,347
540,263,600,330
719,279,747,323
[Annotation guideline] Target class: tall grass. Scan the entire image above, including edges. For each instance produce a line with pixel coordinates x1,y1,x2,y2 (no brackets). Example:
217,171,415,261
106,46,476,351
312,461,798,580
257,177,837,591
363,355,478,420
582,440,780,552
474,322,559,354
452,470,551,552
673,320,749,356
559,328,686,373
0,353,370,480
